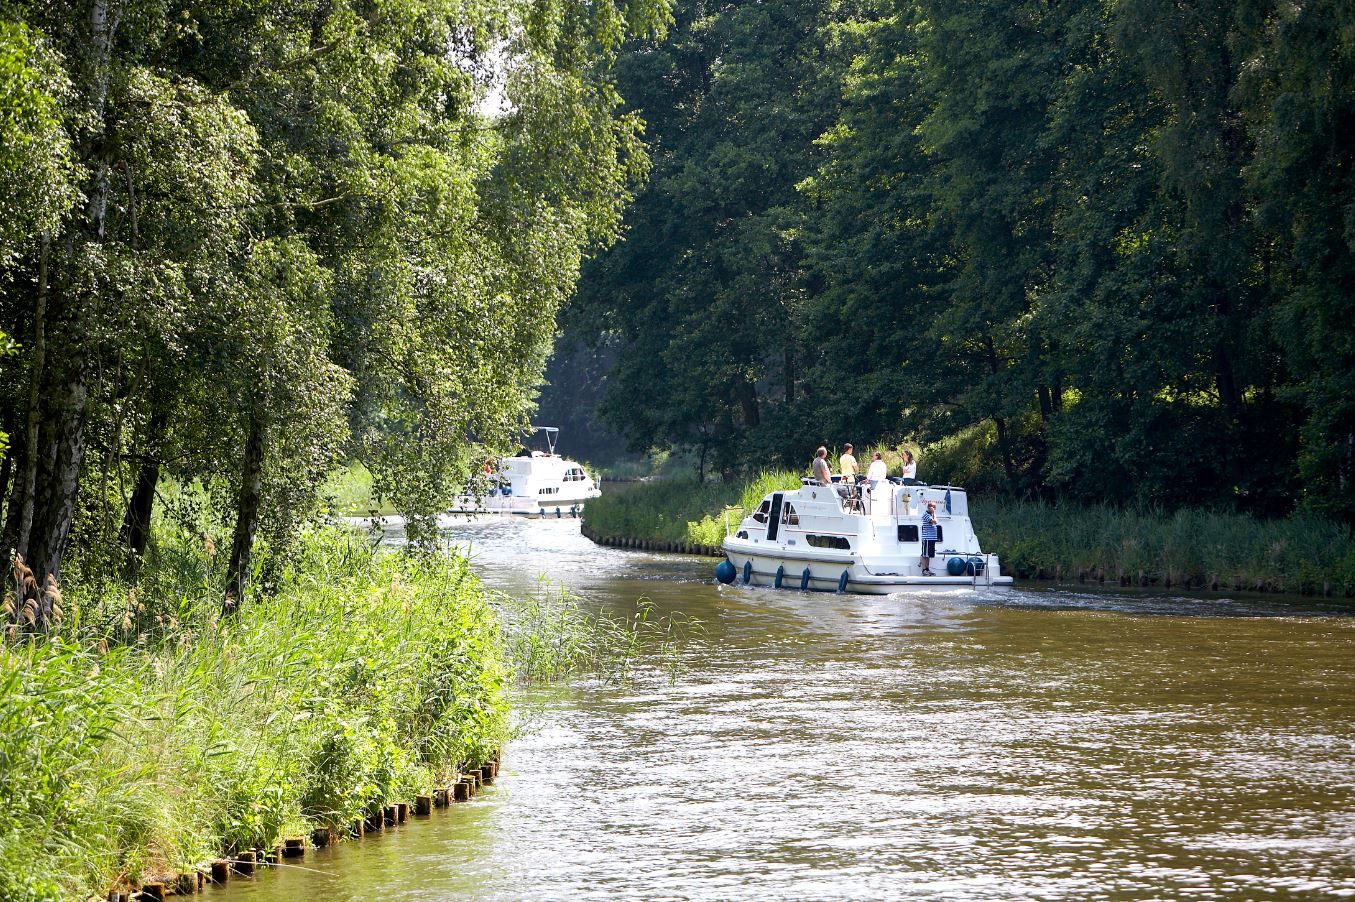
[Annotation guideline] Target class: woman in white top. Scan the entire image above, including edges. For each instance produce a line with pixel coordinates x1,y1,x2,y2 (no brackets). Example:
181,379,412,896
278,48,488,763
901,449,917,481
866,451,888,487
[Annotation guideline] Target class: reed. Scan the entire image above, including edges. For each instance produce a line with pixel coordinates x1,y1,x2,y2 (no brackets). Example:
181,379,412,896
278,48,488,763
583,472,802,547
974,499,1355,593
584,476,1355,595
0,526,511,901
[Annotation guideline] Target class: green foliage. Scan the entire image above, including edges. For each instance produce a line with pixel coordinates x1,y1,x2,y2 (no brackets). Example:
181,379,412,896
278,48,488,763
0,0,677,590
975,498,1355,595
583,470,802,544
0,526,510,899
0,20,73,263
572,0,1355,521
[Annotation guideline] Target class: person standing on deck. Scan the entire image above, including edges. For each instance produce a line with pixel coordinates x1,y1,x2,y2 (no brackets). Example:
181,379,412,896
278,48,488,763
901,449,917,482
812,447,832,485
866,451,888,488
839,443,858,481
920,500,938,576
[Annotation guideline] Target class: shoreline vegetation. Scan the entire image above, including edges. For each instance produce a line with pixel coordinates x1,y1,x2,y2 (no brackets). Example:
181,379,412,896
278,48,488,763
581,474,1355,597
0,521,687,901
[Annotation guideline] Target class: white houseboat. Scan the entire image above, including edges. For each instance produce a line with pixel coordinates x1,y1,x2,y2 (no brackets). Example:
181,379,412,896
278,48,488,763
717,479,1013,592
448,427,601,518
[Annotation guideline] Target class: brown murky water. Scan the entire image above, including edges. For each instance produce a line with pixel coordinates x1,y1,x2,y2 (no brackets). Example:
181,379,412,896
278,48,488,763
217,518,1355,900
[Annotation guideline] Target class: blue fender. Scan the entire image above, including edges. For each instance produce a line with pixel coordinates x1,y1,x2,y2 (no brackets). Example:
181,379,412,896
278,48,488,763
774,565,784,588
714,560,737,584
801,567,811,590
742,560,752,584
837,570,849,593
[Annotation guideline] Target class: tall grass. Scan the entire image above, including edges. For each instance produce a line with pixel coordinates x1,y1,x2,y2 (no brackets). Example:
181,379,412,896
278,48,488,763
975,499,1355,593
585,475,1355,595
0,527,509,901
584,471,803,546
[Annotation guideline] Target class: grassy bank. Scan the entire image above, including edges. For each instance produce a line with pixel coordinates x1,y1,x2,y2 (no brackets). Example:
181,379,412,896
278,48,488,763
1,526,510,901
584,475,1355,595
584,472,802,547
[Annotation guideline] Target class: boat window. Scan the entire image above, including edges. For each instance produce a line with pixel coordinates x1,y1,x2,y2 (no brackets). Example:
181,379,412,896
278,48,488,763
782,503,799,525
899,523,943,541
752,500,770,524
807,535,850,550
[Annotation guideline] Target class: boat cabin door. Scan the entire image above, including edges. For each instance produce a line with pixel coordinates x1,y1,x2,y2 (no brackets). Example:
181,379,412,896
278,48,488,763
766,493,784,541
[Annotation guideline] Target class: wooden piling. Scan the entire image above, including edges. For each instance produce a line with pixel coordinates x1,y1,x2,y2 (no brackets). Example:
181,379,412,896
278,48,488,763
313,827,332,847
210,860,230,884
433,787,448,807
233,851,256,876
108,892,127,902
139,884,167,902
283,837,305,858
365,809,384,832
416,794,432,815
480,763,494,784
173,871,198,894
396,802,409,823
453,780,470,802
351,819,365,838
384,804,397,825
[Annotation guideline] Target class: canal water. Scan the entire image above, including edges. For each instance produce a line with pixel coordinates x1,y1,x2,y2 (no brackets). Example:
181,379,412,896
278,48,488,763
220,518,1355,900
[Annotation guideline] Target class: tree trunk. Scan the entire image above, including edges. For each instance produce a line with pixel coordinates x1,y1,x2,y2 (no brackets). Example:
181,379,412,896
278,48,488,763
12,234,49,560
1037,384,1053,423
26,366,88,595
0,393,24,549
993,415,1018,496
119,459,159,568
119,403,168,570
18,0,126,598
737,379,760,428
225,403,266,611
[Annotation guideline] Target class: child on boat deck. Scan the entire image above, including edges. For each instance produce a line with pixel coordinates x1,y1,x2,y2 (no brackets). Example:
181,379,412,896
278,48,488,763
920,500,938,576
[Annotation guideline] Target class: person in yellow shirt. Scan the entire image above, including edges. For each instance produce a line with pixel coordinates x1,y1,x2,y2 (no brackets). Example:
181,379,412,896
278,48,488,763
839,443,858,480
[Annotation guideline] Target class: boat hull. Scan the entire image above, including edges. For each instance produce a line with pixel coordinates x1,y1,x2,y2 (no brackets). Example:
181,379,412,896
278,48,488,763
446,495,590,518
721,542,1013,594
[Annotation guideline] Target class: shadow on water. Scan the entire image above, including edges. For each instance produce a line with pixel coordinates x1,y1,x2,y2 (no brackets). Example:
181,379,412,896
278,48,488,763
223,516,1355,901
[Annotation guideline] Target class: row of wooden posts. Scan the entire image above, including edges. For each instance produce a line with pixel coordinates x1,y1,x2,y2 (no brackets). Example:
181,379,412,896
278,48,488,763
579,522,721,558
106,753,501,901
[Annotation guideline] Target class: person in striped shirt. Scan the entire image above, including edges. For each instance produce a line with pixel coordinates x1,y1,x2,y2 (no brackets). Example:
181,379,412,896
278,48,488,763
920,500,938,576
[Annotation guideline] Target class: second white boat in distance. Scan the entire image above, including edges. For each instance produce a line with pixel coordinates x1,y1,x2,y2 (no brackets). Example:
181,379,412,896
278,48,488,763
717,478,1014,592
447,426,601,518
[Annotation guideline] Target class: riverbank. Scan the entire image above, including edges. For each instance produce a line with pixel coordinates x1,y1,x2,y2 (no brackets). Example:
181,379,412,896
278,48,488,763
583,475,1355,596
0,527,510,901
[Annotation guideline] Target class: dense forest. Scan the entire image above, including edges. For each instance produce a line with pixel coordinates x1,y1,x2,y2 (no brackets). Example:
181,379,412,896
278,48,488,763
570,0,1355,520
0,0,668,606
